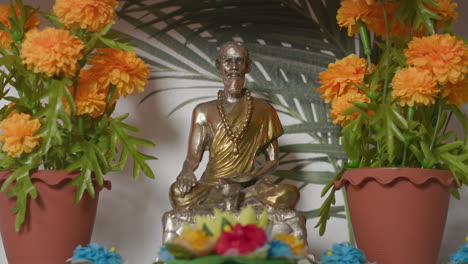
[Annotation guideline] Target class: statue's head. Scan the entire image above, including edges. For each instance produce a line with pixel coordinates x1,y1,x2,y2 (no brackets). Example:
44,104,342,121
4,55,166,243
215,42,252,96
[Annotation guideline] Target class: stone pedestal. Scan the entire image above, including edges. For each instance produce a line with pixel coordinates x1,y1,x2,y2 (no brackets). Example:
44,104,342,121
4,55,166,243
162,208,307,244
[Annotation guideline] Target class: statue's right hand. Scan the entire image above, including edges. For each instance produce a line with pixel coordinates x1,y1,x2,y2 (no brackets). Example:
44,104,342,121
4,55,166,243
176,173,197,195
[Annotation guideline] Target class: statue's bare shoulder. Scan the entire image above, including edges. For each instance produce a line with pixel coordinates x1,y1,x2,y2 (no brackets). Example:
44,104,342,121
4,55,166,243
191,100,218,127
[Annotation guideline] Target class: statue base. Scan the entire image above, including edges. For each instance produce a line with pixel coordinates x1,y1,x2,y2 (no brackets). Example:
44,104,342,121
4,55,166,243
162,207,307,243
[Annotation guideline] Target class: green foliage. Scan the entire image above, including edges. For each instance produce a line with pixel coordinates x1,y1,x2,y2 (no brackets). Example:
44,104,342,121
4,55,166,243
0,0,155,231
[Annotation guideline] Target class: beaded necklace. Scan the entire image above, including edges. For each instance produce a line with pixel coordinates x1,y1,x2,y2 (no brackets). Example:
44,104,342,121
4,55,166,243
217,89,253,154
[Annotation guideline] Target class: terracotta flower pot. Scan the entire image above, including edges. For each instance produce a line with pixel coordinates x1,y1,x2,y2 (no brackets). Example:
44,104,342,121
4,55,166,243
0,170,111,264
335,168,454,264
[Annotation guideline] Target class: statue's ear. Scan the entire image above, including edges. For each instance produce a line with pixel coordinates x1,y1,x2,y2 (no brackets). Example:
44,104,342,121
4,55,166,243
245,58,253,74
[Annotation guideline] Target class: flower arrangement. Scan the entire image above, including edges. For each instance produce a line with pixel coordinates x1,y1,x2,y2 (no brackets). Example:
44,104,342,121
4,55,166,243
0,0,155,231
69,243,122,264
316,0,468,233
451,236,468,264
156,206,308,264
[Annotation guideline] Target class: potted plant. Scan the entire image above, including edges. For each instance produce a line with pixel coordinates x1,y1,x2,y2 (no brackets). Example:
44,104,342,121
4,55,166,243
315,0,467,264
0,0,155,263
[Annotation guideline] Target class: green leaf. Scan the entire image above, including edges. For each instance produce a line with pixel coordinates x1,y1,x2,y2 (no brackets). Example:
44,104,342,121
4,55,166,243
98,37,134,51
39,11,64,28
409,144,424,163
302,205,345,219
435,141,464,154
202,223,213,236
1,153,41,231
109,118,156,179
99,23,113,36
35,79,72,153
65,139,114,201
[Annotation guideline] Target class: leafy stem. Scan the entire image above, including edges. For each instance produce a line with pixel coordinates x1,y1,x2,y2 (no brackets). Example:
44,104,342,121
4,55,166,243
358,20,372,74
402,107,415,166
381,2,391,102
429,86,444,151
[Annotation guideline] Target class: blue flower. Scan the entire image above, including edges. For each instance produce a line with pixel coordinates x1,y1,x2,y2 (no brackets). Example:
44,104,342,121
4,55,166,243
267,240,292,258
321,242,367,264
71,243,122,264
451,244,468,263
106,250,122,264
158,246,175,261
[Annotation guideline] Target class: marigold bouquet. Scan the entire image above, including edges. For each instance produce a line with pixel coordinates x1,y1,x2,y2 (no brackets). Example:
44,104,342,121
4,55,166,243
316,0,468,234
0,0,155,231
156,206,310,264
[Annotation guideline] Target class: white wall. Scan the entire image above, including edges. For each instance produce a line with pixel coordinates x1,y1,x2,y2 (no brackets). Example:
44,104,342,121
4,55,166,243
0,1,467,263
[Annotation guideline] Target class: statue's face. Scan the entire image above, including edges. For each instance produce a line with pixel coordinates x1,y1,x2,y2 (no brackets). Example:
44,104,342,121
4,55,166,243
217,45,250,96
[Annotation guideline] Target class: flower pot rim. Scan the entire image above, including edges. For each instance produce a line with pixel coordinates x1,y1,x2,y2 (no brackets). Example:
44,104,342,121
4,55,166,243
0,170,111,189
334,167,454,190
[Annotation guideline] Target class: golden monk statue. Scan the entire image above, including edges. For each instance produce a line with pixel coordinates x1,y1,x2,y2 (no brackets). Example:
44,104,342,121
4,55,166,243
163,42,306,242
170,42,299,211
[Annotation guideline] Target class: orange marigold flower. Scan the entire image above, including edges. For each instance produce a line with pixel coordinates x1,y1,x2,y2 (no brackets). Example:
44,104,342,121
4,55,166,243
426,0,458,29
21,27,84,78
317,54,371,103
53,0,118,32
365,3,426,40
64,69,108,117
405,34,468,85
442,78,468,106
392,68,438,107
0,4,41,50
330,91,371,126
0,112,42,157
336,0,374,36
89,48,149,98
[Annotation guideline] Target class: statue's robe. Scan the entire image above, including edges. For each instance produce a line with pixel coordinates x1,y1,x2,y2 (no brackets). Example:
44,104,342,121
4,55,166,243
171,95,298,210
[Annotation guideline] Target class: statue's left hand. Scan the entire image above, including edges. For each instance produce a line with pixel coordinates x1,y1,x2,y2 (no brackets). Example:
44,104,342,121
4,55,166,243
176,173,197,196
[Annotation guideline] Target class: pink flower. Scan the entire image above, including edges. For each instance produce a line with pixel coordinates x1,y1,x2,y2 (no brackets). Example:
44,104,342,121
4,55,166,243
215,224,267,255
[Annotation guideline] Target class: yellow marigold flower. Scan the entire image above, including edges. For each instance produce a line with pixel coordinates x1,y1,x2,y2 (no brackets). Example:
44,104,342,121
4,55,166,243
442,78,468,106
330,90,371,126
317,54,370,103
52,0,118,32
174,229,216,257
64,69,107,117
0,4,41,50
89,48,149,98
0,112,42,157
426,0,458,29
21,27,84,78
273,233,307,255
336,0,374,36
405,34,468,85
392,68,438,107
